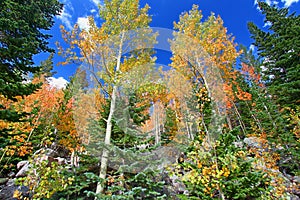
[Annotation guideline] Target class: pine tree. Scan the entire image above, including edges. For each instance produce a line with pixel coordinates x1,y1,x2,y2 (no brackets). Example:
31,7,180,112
248,1,300,108
35,53,57,79
238,45,300,177
0,0,62,176
0,0,62,120
248,2,300,176
94,91,150,150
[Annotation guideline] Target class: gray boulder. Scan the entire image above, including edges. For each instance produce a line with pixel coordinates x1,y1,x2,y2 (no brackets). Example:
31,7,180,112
0,179,30,200
15,161,31,178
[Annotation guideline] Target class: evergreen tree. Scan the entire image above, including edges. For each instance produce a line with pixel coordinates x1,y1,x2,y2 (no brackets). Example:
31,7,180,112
35,53,57,79
95,91,150,150
0,0,62,177
238,45,300,177
248,1,300,108
238,45,285,137
162,107,178,144
0,0,62,120
248,3,300,176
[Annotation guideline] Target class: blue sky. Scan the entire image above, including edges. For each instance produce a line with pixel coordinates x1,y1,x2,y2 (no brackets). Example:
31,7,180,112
41,0,300,86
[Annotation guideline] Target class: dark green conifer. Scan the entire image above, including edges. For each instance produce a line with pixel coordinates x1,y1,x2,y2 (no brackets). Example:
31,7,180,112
0,0,62,119
248,1,300,108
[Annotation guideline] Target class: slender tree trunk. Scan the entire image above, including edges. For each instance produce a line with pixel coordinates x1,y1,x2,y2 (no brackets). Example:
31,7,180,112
232,102,247,136
263,103,277,129
95,31,125,197
226,113,233,131
255,89,277,129
185,121,189,138
95,85,117,195
154,103,160,145
189,123,194,140
246,101,263,132
184,109,193,140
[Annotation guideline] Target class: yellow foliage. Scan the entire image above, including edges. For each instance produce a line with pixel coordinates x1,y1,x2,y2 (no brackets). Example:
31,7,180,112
13,189,22,199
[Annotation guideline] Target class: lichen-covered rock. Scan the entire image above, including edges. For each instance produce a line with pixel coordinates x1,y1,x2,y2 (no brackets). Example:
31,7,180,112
16,161,29,170
15,162,31,178
33,148,58,158
243,137,263,149
0,179,29,200
0,178,8,185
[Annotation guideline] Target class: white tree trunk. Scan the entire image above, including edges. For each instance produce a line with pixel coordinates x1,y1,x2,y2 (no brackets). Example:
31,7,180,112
154,102,162,145
185,121,190,139
189,122,194,140
95,31,125,197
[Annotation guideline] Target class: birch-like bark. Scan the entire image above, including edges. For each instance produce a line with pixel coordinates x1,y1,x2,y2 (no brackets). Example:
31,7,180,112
185,121,191,139
95,31,125,197
154,103,160,145
233,102,247,136
226,114,233,131
189,123,194,140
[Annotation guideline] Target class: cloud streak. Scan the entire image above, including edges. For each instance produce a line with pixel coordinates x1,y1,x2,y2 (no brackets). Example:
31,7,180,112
90,0,102,7
263,21,272,27
57,7,73,30
57,0,74,30
282,0,299,6
254,0,299,7
249,44,256,52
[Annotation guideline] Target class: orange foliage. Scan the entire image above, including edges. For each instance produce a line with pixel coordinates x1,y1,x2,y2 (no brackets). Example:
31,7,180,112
223,83,234,109
235,86,252,101
223,74,252,109
241,62,264,87
1,76,84,161
72,91,105,145
245,133,292,198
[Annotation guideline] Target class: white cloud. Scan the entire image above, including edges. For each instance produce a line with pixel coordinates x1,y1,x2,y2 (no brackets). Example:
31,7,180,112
90,0,101,7
263,21,272,27
281,0,299,6
269,74,275,79
47,77,68,89
60,0,74,11
266,0,272,5
261,65,268,72
90,9,97,13
255,0,273,10
57,0,74,30
77,17,90,30
254,0,299,7
57,7,73,30
249,44,256,52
